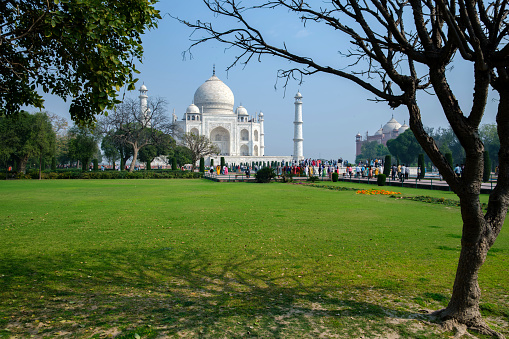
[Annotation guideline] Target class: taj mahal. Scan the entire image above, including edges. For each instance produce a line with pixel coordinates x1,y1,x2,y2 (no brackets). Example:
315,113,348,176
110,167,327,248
141,69,304,167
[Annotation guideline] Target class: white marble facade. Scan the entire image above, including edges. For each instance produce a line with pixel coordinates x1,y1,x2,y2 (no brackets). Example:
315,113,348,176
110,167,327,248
172,72,266,160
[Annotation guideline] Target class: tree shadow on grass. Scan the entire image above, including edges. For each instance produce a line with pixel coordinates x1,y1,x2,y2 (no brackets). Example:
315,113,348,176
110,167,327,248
0,248,438,337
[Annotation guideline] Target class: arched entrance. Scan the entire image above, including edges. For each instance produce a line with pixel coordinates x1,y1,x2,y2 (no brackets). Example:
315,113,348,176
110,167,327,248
210,127,230,155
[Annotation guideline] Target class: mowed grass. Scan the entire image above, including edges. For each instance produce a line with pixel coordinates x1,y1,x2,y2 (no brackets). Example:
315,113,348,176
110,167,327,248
0,179,507,338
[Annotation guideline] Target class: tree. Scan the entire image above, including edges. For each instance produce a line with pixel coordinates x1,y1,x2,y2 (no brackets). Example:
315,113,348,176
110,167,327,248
32,113,56,179
100,97,173,172
1,0,160,125
387,130,423,166
67,126,99,171
138,132,175,169
355,141,390,163
0,111,55,173
181,1,509,335
479,124,500,169
180,133,220,170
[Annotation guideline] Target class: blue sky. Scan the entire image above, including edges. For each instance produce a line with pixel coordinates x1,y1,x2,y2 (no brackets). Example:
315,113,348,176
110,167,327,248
39,1,499,162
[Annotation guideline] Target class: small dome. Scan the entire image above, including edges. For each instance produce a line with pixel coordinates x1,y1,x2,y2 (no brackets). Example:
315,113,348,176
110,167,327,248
186,104,200,114
259,111,264,117
398,122,409,134
374,127,383,136
140,84,147,91
236,105,248,116
356,133,362,137
382,117,402,134
295,92,302,99
194,75,234,114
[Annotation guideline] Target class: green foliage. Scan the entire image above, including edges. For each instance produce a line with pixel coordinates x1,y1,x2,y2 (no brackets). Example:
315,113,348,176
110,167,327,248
0,111,56,174
383,155,391,176
210,158,214,168
377,174,386,186
386,130,422,165
479,124,500,167
1,0,161,125
445,153,453,168
51,157,57,171
484,151,492,182
199,157,205,172
172,157,178,170
355,141,390,163
255,167,275,183
68,126,98,170
93,159,99,172
307,176,319,183
220,157,225,168
332,172,339,182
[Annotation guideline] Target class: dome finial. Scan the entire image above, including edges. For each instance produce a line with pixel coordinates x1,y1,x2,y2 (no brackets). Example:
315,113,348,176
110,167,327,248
213,64,216,76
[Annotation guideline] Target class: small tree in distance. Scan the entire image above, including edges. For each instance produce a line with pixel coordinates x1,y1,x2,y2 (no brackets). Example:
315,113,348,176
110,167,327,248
180,133,220,171
179,0,509,335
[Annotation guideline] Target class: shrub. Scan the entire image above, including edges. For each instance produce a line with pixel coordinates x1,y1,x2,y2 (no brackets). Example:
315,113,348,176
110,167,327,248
377,174,386,186
255,167,276,183
418,153,425,179
93,159,99,172
307,176,319,183
445,153,453,168
281,173,293,183
220,157,225,169
383,155,391,176
483,151,491,182
199,157,205,172
332,172,339,182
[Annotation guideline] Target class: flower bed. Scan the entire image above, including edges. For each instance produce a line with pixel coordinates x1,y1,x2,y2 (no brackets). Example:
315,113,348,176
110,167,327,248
356,189,401,195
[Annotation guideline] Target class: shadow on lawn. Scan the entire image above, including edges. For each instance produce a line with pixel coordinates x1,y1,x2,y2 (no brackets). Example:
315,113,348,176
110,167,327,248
0,248,430,337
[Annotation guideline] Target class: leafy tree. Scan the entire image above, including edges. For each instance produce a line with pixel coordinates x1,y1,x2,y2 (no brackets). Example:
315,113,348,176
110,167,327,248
1,0,160,125
100,97,172,172
32,113,56,179
68,126,99,171
387,130,423,166
101,130,134,170
180,133,220,171
181,0,509,334
355,141,390,163
138,132,175,169
0,111,55,173
168,146,192,169
479,124,499,169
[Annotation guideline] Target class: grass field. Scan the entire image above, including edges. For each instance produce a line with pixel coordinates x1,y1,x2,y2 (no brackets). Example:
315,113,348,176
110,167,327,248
0,179,507,338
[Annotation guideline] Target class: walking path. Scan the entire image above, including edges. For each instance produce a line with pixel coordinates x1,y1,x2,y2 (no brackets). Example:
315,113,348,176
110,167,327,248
204,172,496,194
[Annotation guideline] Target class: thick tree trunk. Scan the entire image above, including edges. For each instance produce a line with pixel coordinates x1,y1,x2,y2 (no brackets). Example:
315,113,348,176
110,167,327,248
17,156,28,174
438,238,488,325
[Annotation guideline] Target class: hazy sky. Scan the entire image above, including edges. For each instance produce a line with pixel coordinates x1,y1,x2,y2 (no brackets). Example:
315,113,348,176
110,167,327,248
40,1,499,162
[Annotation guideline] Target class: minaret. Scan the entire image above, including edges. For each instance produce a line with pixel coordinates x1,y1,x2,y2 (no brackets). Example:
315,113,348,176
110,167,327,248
139,84,151,127
293,92,304,161
259,112,265,156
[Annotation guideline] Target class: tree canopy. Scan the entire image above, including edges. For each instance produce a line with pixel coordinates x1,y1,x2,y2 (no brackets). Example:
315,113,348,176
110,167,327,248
1,0,160,125
179,0,509,335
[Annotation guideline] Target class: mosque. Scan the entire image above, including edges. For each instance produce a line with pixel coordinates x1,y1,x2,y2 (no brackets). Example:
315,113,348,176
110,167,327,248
141,69,304,167
355,116,409,157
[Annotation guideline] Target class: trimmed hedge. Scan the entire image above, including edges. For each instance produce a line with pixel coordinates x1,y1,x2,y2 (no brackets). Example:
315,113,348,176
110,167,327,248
0,170,203,180
377,174,386,186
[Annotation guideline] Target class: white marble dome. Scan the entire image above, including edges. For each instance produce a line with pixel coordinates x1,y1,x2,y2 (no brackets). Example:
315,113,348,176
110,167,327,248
194,75,234,114
382,117,402,134
186,103,200,114
375,127,383,135
398,122,409,134
236,105,248,116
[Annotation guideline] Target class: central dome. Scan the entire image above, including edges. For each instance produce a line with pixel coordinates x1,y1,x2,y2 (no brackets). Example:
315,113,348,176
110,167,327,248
193,75,234,114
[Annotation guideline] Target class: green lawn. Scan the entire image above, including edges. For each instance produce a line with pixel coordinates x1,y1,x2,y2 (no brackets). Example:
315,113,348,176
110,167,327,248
0,179,507,338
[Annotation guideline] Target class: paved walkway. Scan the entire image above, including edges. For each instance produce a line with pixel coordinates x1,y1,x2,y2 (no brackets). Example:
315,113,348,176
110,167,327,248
204,172,496,194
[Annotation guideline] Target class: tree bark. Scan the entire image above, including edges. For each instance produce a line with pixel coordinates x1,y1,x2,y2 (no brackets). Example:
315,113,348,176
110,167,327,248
129,144,139,173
